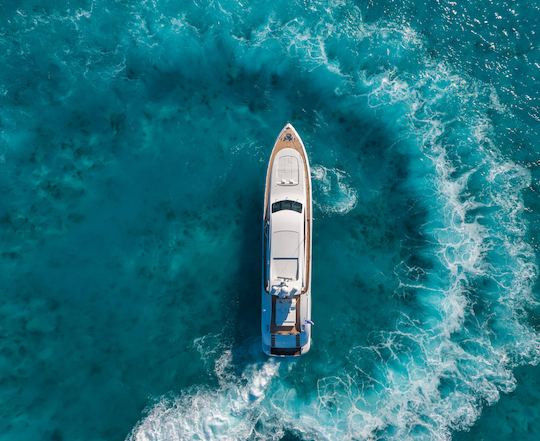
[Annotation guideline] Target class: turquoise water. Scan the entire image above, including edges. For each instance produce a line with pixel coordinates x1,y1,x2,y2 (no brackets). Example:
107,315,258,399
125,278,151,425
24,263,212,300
1,1,539,440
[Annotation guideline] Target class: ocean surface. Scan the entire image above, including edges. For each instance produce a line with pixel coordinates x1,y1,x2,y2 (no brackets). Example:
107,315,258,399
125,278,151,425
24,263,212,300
1,1,540,440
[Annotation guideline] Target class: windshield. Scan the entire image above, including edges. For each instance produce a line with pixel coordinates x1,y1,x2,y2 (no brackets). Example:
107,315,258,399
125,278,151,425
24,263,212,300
272,200,302,213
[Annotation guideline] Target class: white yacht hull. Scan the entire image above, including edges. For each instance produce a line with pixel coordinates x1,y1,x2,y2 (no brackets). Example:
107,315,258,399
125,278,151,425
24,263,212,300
261,124,312,357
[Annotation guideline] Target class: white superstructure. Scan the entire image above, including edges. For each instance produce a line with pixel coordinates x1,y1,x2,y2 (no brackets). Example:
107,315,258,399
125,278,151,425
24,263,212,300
262,124,312,357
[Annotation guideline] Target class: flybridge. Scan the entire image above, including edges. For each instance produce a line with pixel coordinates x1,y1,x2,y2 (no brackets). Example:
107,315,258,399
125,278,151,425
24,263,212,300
261,123,313,357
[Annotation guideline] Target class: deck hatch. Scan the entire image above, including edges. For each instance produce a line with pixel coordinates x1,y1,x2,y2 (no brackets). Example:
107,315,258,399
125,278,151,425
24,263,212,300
277,155,299,185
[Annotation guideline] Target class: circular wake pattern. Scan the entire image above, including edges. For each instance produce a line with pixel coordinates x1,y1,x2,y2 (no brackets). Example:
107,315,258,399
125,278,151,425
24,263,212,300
1,1,538,440
127,3,539,441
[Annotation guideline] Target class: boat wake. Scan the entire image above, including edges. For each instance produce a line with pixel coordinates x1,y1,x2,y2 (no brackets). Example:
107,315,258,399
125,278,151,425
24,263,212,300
128,341,280,441
127,2,539,440
312,165,358,215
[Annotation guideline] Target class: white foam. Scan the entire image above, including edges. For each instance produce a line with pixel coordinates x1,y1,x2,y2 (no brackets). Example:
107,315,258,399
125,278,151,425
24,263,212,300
292,16,538,441
128,343,280,441
127,7,539,441
312,165,358,215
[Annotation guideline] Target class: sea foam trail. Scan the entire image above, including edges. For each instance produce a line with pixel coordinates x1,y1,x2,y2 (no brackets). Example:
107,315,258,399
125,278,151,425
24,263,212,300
299,20,539,440
126,3,539,440
128,349,280,441
292,21,539,440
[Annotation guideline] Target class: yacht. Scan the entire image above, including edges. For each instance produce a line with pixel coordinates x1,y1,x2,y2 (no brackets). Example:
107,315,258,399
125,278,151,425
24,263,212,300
261,123,312,357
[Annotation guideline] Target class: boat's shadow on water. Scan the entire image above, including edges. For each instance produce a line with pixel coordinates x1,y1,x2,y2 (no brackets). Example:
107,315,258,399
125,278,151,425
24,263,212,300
225,185,302,370
226,182,268,367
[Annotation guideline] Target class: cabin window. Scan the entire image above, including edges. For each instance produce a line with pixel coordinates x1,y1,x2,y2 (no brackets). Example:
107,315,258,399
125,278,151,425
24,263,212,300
272,200,302,213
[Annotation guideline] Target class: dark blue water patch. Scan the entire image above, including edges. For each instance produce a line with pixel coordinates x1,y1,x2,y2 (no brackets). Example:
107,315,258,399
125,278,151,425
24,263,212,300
280,432,304,441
